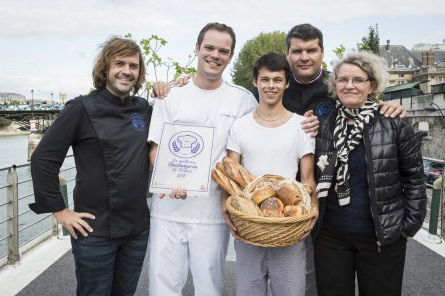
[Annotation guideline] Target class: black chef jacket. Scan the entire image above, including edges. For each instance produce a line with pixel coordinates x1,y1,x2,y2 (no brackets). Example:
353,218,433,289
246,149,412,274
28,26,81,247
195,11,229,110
29,89,152,238
252,70,335,119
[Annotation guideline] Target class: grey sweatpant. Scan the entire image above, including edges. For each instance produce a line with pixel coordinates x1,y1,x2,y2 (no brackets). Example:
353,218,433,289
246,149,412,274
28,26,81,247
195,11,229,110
234,239,306,296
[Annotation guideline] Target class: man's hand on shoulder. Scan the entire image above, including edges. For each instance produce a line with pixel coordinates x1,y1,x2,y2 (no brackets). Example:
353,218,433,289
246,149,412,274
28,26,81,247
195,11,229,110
53,208,95,239
150,75,192,98
150,81,171,99
301,110,320,138
378,100,407,118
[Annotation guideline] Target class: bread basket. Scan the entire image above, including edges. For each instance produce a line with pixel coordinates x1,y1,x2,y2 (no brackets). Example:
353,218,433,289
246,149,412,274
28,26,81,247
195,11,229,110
226,175,315,247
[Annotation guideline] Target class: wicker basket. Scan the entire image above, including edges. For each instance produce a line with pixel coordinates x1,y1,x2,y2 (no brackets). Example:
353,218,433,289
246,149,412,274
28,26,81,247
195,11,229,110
226,175,315,247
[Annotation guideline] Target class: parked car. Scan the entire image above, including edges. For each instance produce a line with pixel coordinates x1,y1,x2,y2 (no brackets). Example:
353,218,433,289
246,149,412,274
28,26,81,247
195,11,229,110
423,159,443,184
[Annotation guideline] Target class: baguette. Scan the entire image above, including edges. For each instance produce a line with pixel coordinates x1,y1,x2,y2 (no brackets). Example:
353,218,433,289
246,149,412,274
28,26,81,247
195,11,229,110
222,157,256,187
229,179,243,193
238,165,256,184
211,168,235,195
216,162,230,178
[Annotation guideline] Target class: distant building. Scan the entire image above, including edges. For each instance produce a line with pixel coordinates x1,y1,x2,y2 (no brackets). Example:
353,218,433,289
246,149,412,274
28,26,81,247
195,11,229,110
412,40,445,52
380,39,445,95
59,93,67,104
0,92,26,103
411,49,445,94
383,81,424,102
379,40,422,87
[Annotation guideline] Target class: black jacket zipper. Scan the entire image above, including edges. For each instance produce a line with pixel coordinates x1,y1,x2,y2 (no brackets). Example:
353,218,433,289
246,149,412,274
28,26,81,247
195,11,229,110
363,123,385,252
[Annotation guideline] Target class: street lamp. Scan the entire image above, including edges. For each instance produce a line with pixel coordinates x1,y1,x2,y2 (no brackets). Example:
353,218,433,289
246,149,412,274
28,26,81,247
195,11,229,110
51,92,53,102
31,89,34,119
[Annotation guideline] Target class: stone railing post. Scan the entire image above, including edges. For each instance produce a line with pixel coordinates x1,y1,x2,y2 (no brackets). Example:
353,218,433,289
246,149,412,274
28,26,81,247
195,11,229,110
7,166,20,264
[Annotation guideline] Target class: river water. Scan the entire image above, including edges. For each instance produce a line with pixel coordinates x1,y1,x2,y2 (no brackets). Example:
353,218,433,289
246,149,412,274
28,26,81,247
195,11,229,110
0,135,75,259
0,135,29,168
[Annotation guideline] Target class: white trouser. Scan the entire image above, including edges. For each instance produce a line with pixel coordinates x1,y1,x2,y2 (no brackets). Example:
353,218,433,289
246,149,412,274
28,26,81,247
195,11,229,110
148,217,230,296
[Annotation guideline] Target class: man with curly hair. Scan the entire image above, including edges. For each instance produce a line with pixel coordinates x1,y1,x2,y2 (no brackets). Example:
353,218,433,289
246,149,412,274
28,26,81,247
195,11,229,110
29,36,151,295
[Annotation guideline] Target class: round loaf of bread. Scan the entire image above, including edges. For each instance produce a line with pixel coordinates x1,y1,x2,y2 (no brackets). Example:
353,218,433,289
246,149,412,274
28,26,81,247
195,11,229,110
260,197,284,217
231,194,261,216
276,184,302,206
283,204,308,217
252,187,276,205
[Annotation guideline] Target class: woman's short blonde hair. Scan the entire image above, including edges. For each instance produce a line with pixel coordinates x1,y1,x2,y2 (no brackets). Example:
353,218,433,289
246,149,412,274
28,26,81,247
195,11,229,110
327,51,388,100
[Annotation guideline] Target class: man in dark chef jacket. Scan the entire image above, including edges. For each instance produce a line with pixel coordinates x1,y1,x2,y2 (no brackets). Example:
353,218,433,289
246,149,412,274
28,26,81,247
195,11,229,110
29,36,152,296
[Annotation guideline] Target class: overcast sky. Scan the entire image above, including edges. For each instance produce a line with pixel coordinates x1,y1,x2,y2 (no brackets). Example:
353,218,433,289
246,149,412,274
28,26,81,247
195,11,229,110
1,0,444,102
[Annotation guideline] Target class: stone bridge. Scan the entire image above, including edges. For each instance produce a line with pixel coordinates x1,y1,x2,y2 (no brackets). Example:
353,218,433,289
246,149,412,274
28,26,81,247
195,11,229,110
0,110,60,132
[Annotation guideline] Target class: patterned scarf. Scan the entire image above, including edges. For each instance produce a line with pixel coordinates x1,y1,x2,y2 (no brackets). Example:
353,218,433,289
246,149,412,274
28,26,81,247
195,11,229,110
316,99,379,205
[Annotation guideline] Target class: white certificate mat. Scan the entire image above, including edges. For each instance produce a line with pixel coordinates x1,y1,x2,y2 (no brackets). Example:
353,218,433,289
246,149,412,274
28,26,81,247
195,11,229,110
150,123,215,197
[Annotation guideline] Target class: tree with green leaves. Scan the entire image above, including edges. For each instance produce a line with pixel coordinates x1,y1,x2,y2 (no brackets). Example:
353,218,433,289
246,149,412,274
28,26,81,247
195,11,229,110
358,24,380,54
0,117,12,127
125,33,196,98
231,31,287,90
333,44,347,60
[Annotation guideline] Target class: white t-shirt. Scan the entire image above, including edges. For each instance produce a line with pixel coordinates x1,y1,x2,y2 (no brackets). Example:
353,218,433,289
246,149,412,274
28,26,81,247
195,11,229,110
148,79,258,224
226,112,315,179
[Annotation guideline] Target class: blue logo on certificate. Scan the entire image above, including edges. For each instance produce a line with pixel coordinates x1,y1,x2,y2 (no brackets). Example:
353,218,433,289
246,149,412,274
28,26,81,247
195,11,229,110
169,131,204,158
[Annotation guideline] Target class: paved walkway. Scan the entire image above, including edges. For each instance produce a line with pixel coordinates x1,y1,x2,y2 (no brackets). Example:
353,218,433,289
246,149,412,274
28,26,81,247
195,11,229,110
11,230,445,296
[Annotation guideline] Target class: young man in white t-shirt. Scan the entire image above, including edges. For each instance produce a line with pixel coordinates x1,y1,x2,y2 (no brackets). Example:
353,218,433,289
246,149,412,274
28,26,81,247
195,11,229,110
225,53,319,296
147,23,258,296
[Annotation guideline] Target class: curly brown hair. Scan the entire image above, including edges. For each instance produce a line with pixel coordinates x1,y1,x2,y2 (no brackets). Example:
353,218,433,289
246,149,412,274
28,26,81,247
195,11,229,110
92,36,146,94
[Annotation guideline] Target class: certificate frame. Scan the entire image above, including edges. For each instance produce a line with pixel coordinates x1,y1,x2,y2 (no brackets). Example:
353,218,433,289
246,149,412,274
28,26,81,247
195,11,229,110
149,122,215,197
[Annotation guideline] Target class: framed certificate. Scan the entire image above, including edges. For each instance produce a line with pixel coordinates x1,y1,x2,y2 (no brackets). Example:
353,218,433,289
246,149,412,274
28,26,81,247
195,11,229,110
149,123,215,197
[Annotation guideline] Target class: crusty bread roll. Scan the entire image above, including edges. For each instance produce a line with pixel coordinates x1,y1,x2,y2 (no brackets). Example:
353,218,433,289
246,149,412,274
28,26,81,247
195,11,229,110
276,184,302,206
231,193,261,216
222,157,256,187
260,197,284,217
283,204,308,217
252,187,276,205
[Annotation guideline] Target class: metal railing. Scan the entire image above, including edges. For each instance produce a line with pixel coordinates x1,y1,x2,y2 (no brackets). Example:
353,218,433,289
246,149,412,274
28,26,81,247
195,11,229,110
0,155,75,268
0,155,443,269
423,157,445,241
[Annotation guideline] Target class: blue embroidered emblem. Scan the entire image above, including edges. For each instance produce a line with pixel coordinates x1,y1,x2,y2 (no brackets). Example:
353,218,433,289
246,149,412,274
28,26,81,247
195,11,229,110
131,113,145,131
316,102,335,118
169,131,204,159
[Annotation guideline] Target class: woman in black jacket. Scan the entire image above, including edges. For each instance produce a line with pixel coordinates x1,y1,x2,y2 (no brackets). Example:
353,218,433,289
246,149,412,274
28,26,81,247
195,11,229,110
313,51,426,296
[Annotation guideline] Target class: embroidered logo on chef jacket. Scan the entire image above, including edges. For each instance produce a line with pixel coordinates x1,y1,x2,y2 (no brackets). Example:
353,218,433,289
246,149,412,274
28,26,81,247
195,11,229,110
131,113,146,131
169,131,204,158
316,102,335,118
